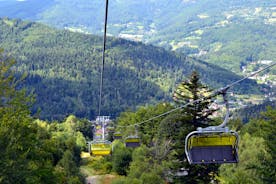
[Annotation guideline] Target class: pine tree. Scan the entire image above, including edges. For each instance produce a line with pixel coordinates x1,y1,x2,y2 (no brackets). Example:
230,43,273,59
173,71,216,127
159,71,219,183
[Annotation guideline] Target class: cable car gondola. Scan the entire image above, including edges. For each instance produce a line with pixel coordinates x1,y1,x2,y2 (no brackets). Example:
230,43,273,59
90,140,112,156
185,130,238,164
125,135,140,148
185,89,239,164
113,132,122,140
125,125,141,148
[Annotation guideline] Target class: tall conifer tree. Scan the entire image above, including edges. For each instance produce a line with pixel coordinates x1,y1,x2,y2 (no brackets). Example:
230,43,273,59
160,71,219,183
173,71,216,127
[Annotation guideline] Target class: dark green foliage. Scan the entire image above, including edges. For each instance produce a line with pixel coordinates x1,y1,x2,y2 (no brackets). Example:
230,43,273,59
0,0,275,74
112,102,275,183
127,145,165,184
86,156,112,174
56,150,80,177
0,49,51,183
140,172,164,184
112,141,132,175
113,72,220,183
233,100,276,123
161,72,219,183
75,118,94,140
219,107,276,183
111,177,141,184
173,71,216,126
0,18,264,120
116,103,174,146
157,112,219,184
241,107,276,183
0,50,84,183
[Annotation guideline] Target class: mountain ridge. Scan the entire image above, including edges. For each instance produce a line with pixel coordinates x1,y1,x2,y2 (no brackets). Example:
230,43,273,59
0,0,274,73
0,18,265,120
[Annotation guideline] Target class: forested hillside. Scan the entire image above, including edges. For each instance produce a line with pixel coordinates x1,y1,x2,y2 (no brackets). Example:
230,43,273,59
92,74,276,183
0,51,86,183
0,0,275,73
0,18,265,120
1,47,275,183
233,100,276,123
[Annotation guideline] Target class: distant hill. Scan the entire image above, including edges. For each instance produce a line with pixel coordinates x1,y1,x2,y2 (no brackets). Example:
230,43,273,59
0,18,265,120
0,0,55,20
0,0,275,73
233,100,276,123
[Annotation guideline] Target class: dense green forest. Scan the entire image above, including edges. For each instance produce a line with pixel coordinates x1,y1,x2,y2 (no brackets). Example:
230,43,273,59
0,50,87,183
0,18,266,121
85,72,275,184
0,0,275,73
87,72,276,184
1,50,275,183
0,1,275,183
107,108,276,184
233,100,276,123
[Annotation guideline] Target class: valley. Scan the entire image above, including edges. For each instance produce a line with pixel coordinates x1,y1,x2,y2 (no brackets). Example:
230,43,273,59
1,17,271,120
0,1,275,183
0,0,274,74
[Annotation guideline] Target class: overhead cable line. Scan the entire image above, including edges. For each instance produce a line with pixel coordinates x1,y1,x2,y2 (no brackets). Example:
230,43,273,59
98,0,109,117
117,62,276,128
218,62,276,91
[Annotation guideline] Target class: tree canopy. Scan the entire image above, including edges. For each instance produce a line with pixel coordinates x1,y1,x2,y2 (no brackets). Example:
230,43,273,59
0,50,85,183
